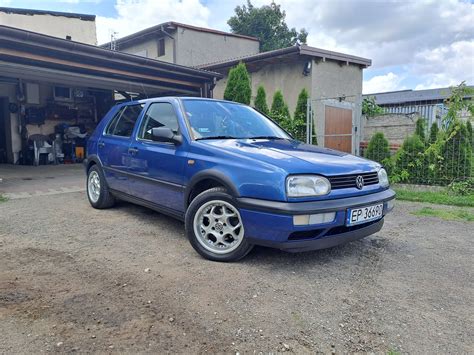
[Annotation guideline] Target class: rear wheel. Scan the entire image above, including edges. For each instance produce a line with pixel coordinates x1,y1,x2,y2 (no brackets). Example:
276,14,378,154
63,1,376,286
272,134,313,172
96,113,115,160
185,187,253,262
87,165,115,209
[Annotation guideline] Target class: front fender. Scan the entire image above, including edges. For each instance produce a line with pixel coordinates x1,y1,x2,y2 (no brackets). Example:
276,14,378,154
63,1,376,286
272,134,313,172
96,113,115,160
186,143,289,202
184,169,240,205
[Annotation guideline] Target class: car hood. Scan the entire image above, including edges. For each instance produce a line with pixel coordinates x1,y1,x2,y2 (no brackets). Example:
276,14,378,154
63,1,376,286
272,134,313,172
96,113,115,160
199,139,380,175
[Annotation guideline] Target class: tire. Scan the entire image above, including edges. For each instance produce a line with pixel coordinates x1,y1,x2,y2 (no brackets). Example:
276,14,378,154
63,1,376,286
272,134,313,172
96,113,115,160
185,187,253,262
86,164,115,209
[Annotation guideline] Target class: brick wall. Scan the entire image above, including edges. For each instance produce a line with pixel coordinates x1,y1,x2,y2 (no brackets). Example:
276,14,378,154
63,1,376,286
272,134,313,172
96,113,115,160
362,113,418,145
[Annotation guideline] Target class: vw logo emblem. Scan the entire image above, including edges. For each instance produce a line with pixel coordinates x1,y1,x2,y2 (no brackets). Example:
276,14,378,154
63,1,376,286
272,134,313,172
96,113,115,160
356,175,364,190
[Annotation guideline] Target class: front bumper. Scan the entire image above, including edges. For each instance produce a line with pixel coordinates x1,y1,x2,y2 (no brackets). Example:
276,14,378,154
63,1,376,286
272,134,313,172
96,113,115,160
236,188,395,252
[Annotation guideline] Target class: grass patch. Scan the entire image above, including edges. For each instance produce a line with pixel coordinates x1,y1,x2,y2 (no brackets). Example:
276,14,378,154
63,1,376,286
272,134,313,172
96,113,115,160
394,188,474,207
0,194,7,203
412,207,474,222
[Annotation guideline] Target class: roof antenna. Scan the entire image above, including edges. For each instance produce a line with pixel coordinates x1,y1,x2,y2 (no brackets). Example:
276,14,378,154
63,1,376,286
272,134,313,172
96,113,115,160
109,30,118,50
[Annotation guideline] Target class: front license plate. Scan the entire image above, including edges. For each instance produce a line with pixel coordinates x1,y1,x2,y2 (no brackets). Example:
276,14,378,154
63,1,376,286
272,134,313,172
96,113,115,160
347,203,383,226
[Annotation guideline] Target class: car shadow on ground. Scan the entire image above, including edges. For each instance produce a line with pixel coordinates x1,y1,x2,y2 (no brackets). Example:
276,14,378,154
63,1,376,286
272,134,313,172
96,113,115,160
112,199,393,268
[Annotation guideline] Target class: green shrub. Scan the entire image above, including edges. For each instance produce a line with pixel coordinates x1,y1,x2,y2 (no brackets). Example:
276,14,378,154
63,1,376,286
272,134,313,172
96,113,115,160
294,89,308,120
440,121,472,182
254,85,269,115
270,91,288,117
291,88,309,141
223,62,251,105
467,120,473,149
283,104,290,119
424,137,445,184
365,132,390,164
448,178,474,196
395,135,426,184
278,115,306,140
270,90,290,126
429,122,439,144
389,82,474,186
415,118,427,141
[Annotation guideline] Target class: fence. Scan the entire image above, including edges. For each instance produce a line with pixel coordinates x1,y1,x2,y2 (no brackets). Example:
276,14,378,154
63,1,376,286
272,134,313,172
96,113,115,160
301,100,473,187
360,122,473,185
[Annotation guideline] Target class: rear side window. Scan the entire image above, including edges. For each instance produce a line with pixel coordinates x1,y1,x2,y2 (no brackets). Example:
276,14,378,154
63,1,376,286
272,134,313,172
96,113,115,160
106,104,143,137
139,103,179,140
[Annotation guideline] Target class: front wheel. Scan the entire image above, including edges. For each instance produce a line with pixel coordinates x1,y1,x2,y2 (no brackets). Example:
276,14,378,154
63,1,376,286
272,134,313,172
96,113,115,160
185,187,253,262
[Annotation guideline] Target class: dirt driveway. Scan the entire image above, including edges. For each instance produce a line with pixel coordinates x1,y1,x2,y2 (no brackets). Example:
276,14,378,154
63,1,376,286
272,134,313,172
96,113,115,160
0,179,472,353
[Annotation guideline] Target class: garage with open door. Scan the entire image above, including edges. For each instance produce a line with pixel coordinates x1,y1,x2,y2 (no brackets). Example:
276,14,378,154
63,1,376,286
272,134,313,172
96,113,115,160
0,25,220,166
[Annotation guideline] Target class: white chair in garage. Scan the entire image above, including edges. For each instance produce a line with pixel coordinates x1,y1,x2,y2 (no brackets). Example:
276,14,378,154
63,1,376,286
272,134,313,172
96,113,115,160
29,134,55,166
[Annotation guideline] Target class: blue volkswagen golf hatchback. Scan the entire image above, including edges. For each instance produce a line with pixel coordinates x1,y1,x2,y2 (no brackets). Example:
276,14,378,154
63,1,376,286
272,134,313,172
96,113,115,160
85,97,395,261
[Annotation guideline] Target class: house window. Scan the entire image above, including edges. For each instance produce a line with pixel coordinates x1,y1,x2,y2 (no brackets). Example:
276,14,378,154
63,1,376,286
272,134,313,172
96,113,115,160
158,38,165,57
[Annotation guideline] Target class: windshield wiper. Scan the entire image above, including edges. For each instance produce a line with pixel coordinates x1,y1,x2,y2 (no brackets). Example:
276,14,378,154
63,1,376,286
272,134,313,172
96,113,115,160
195,135,239,141
247,136,287,140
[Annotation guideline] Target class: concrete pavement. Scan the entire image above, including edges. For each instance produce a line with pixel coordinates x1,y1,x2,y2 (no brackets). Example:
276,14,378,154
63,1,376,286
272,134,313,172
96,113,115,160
0,164,84,199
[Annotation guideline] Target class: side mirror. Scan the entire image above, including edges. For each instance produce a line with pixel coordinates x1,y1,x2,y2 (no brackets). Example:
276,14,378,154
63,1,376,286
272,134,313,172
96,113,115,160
151,127,182,145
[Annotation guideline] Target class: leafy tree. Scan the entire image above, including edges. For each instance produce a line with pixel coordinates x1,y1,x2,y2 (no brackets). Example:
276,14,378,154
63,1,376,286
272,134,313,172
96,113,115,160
223,62,251,105
254,85,269,114
362,97,384,117
429,122,439,144
415,118,426,141
228,1,308,52
365,132,390,164
443,81,474,129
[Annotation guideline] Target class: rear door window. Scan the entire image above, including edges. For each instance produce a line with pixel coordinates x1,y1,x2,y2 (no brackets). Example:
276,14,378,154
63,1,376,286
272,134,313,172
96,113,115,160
106,104,144,137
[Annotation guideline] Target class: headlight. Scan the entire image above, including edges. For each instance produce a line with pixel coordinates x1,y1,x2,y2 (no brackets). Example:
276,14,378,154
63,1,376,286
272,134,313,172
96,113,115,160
286,175,331,197
378,168,389,187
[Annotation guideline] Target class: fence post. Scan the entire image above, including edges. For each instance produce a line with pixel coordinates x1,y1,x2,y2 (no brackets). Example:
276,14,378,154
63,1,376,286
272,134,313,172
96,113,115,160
306,98,312,144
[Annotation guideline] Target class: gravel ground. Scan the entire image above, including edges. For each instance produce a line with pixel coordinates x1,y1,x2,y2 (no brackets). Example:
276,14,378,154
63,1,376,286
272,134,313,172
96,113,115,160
0,192,472,354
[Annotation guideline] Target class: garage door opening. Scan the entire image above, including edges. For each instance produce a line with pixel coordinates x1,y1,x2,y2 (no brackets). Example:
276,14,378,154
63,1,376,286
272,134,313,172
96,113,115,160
0,24,221,167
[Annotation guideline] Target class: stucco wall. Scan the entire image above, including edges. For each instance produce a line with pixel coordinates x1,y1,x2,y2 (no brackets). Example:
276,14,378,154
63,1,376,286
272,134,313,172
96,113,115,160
119,37,174,63
311,60,363,153
175,27,259,67
0,12,97,45
213,57,312,115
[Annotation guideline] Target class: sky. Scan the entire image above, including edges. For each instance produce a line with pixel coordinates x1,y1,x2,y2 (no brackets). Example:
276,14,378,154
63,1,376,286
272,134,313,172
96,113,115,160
1,0,473,94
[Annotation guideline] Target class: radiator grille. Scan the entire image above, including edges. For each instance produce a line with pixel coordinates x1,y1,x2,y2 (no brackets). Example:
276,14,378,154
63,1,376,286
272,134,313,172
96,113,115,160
328,172,379,189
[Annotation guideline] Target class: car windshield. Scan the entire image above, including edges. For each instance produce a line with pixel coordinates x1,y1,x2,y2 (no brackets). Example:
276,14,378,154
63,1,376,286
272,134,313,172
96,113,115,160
182,99,291,140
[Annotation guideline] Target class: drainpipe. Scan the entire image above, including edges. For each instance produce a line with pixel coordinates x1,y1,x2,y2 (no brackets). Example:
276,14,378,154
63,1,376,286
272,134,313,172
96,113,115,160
160,25,176,64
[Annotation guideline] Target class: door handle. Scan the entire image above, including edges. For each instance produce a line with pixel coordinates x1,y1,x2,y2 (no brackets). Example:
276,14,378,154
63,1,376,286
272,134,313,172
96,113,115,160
128,147,139,156
98,142,105,148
